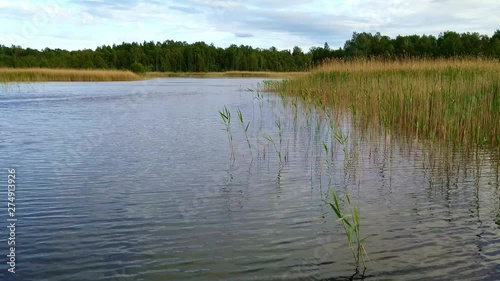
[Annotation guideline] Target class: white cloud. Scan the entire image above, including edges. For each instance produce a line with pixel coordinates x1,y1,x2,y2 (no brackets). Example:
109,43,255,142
0,0,498,50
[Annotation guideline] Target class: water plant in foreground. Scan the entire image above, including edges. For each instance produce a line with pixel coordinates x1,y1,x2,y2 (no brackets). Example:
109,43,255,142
237,108,253,159
255,90,265,118
329,190,371,276
219,106,235,161
263,117,286,166
276,119,284,160
334,127,349,161
264,135,283,167
323,140,370,277
323,141,333,186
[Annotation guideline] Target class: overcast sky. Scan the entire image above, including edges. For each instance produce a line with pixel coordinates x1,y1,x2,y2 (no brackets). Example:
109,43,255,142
1,0,499,51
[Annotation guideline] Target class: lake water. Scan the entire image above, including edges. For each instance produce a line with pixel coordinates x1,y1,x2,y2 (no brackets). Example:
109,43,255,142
0,78,499,281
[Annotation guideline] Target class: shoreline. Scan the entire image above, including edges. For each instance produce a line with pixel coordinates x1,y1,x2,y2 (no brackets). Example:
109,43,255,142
0,68,139,82
142,71,305,79
0,68,304,82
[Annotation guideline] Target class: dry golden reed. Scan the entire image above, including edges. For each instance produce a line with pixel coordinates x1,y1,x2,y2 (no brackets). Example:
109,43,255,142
0,68,140,82
265,59,500,147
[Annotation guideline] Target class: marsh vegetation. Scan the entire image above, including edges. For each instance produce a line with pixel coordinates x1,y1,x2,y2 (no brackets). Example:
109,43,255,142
265,59,500,147
0,67,140,82
143,71,305,79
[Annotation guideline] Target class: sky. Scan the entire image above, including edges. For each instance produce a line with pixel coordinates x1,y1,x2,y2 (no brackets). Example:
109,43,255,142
0,0,499,51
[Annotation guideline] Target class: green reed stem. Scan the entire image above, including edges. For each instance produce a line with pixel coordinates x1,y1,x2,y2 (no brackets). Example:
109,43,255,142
219,106,235,161
237,108,253,159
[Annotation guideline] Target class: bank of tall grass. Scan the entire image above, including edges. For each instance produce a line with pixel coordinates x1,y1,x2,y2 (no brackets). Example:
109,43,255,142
0,68,140,82
265,59,500,147
144,71,306,79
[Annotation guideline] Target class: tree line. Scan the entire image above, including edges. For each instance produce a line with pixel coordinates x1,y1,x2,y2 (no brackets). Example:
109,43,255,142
1,30,499,73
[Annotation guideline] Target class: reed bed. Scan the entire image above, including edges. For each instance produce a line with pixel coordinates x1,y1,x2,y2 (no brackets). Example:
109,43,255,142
144,71,306,79
0,68,140,82
265,59,500,147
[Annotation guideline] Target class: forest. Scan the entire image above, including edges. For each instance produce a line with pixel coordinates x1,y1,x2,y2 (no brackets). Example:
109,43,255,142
1,30,500,73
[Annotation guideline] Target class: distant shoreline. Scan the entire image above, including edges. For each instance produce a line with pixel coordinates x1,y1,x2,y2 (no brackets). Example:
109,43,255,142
0,68,139,82
0,68,304,82
143,71,304,79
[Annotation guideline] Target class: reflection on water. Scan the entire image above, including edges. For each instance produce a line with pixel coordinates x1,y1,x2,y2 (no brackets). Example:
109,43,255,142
0,78,498,281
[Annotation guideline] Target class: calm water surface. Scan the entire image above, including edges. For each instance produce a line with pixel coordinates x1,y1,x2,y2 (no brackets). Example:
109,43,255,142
0,78,499,280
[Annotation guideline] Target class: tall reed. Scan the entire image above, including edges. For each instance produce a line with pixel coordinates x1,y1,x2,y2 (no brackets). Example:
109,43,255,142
264,119,284,166
237,108,253,159
265,59,500,147
328,190,371,275
219,106,235,161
